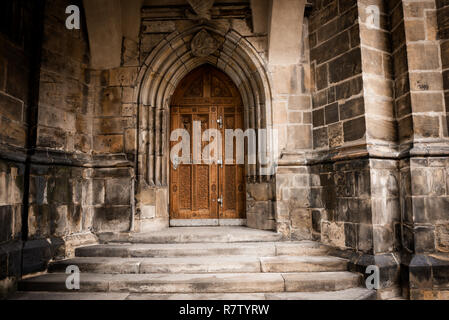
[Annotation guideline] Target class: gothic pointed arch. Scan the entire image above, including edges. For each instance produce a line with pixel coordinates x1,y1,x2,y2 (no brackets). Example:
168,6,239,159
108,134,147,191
133,26,273,189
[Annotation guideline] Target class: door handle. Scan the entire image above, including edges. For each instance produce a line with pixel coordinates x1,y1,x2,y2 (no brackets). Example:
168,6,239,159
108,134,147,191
217,195,223,208
173,157,180,170
217,116,223,129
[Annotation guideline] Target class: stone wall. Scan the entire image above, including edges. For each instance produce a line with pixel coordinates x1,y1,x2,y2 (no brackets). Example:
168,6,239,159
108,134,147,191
308,0,364,247
0,0,98,297
273,16,314,239
305,0,403,299
0,160,25,297
0,0,41,297
25,0,99,265
305,0,449,300
309,0,364,153
390,0,449,299
246,181,276,231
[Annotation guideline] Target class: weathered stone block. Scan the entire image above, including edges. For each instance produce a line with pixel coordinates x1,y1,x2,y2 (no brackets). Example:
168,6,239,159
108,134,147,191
329,48,362,83
316,64,328,90
404,19,426,41
364,77,393,98
141,205,156,219
312,126,327,149
413,115,440,138
328,122,344,148
312,210,322,233
407,43,441,71
373,225,395,254
247,183,274,201
142,20,176,34
37,126,66,150
336,76,363,100
424,197,449,222
93,135,124,154
414,226,436,253
321,221,345,248
411,92,444,113
109,67,138,87
0,206,13,243
404,1,435,18
288,95,311,111
47,176,72,204
310,32,350,65
156,188,168,218
339,97,364,121
357,223,374,253
436,224,449,252
93,207,131,233
290,208,312,239
98,87,121,116
105,179,131,206
360,25,390,52
287,125,312,149
325,103,338,125
367,118,396,142
94,118,128,135
0,92,23,123
343,117,366,142
442,40,449,69
92,180,105,205
362,47,384,76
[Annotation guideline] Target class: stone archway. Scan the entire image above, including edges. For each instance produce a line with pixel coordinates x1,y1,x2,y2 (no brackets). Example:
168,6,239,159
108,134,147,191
132,25,274,232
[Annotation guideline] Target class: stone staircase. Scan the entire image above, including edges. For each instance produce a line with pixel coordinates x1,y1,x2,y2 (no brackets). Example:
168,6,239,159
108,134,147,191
12,227,376,300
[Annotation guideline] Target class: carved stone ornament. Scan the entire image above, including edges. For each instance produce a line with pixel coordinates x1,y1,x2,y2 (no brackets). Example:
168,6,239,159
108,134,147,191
186,0,215,21
191,30,219,57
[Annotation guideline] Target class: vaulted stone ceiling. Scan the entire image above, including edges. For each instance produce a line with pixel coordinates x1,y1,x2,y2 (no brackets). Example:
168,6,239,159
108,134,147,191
83,0,305,69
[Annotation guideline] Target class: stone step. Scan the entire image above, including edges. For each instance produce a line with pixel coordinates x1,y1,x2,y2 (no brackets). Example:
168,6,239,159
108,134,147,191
10,288,376,300
283,272,363,292
18,272,362,294
49,256,261,274
260,256,348,273
49,255,347,274
98,227,284,244
75,241,329,258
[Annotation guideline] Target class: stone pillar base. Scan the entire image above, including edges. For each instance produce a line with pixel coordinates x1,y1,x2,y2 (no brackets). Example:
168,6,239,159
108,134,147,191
401,252,449,300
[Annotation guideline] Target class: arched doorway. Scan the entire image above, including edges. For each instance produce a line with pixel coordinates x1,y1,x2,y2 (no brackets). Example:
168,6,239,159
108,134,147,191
169,65,246,226
134,26,274,232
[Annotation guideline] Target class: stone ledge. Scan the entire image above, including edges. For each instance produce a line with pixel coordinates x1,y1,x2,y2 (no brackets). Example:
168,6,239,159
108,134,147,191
0,146,136,169
0,144,27,163
279,141,449,167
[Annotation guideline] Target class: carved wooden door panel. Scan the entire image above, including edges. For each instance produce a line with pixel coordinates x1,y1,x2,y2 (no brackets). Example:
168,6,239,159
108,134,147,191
219,109,246,219
170,65,245,221
170,108,218,219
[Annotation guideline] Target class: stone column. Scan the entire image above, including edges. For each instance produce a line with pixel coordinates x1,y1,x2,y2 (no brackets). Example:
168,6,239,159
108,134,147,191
396,0,449,300
268,0,314,239
308,0,402,299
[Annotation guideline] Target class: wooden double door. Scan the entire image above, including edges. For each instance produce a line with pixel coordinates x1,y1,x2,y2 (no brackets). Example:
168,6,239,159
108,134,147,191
170,65,246,221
